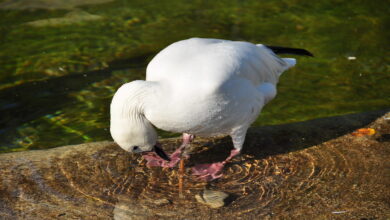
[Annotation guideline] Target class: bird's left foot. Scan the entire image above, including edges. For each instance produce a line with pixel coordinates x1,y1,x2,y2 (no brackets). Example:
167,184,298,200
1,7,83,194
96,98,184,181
192,149,240,181
192,162,226,181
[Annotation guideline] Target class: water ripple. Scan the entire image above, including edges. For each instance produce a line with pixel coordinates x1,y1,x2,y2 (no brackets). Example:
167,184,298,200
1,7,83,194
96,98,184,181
1,112,388,219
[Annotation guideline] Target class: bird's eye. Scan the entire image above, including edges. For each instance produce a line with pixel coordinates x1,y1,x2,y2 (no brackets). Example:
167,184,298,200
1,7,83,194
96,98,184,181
132,146,139,151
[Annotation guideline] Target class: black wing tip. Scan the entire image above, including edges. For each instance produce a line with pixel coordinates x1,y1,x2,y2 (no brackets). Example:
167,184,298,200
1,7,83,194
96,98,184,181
294,49,314,57
265,45,314,57
299,49,314,57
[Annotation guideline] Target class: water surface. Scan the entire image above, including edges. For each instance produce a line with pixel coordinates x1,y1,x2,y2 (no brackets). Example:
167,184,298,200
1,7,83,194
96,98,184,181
0,0,388,152
1,112,388,219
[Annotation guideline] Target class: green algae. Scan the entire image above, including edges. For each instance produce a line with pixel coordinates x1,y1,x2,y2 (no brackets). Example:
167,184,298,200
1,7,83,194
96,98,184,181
0,0,389,152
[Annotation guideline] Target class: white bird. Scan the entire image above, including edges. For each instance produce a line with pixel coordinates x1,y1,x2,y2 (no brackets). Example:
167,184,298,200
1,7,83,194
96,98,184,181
110,38,312,181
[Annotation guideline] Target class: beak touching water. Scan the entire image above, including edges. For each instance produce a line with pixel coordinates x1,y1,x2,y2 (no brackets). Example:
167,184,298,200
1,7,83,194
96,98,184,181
153,145,171,161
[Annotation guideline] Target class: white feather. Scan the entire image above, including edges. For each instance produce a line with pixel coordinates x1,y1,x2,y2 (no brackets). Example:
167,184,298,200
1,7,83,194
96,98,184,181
110,38,297,152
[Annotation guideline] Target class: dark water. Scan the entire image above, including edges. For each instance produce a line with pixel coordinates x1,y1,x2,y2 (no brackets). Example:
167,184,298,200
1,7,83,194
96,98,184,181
0,0,389,152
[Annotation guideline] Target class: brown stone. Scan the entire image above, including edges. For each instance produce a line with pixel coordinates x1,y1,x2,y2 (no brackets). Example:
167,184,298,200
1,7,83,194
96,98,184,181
195,190,229,208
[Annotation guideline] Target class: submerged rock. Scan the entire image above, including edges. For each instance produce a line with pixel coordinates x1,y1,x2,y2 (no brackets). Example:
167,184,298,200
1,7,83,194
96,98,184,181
0,0,114,10
0,111,389,219
24,10,103,27
195,190,229,208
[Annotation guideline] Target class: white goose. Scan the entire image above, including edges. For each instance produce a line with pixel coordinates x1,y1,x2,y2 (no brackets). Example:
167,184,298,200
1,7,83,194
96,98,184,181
110,38,312,181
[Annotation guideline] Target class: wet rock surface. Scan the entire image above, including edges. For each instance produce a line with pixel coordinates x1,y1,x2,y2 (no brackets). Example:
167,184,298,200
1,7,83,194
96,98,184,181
195,190,229,208
0,110,389,219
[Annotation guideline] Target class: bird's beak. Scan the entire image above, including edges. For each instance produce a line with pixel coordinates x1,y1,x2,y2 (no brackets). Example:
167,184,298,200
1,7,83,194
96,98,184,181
154,144,171,161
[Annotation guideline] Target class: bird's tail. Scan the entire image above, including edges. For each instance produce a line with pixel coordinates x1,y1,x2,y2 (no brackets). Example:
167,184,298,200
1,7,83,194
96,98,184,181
255,44,311,84
265,45,314,57
282,58,296,69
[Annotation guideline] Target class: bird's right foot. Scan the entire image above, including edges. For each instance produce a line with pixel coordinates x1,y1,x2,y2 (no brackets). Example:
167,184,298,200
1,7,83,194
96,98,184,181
143,146,184,168
142,133,194,168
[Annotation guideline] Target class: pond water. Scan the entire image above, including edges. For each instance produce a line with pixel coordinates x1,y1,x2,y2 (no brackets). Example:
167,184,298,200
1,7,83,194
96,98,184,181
1,112,389,218
0,0,389,152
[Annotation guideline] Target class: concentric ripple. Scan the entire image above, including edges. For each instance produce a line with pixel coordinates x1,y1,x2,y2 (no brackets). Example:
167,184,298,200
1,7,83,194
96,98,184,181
0,113,389,219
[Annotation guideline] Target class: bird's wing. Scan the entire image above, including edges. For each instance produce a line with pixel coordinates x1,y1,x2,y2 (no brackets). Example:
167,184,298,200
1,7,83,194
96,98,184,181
146,38,295,86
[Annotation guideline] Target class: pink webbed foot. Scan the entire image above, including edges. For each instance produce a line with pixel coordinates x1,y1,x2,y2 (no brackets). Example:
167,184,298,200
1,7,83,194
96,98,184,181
191,149,241,181
143,145,184,168
142,133,193,168
192,162,226,181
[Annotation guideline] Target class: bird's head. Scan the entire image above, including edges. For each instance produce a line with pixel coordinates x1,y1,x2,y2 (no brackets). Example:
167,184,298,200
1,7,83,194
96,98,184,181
110,118,156,153
110,119,170,161
110,81,170,161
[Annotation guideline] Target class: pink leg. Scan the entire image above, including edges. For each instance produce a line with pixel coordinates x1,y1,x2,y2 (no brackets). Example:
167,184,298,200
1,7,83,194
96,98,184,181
192,149,240,181
143,133,194,168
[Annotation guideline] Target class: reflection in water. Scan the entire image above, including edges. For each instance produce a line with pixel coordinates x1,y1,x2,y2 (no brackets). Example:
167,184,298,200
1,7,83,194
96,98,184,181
0,111,388,219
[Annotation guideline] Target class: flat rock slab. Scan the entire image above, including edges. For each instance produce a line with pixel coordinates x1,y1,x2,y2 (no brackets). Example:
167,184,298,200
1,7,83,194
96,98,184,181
0,110,389,219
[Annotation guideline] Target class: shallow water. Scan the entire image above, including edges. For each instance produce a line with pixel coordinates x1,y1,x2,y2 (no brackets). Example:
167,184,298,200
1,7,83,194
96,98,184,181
0,1,389,152
1,112,388,219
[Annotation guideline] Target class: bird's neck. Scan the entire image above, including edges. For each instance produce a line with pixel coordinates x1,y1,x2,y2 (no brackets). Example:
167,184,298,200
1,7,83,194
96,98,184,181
110,81,160,144
110,80,159,125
